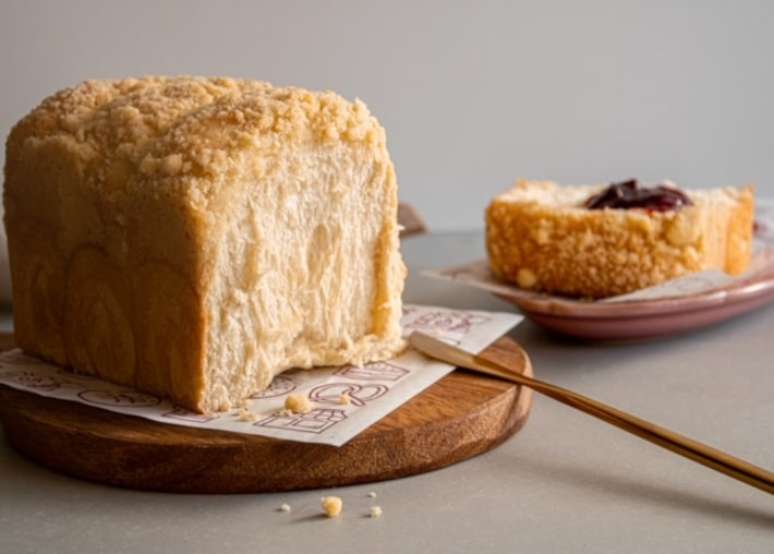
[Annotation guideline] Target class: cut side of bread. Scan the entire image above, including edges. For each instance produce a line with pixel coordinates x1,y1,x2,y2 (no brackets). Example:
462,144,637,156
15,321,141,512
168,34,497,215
4,77,406,413
486,180,755,298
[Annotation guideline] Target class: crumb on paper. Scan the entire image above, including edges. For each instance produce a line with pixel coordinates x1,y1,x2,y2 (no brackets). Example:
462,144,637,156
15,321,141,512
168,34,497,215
367,491,377,498
284,394,311,414
278,503,291,513
369,506,383,518
338,393,351,405
321,496,343,518
237,408,258,422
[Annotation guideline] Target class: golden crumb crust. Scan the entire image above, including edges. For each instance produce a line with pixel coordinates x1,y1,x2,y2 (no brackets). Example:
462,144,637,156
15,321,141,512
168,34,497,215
6,76,388,208
486,180,755,298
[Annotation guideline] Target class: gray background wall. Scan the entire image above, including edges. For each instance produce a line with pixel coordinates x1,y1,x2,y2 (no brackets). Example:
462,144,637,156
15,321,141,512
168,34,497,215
1,0,773,231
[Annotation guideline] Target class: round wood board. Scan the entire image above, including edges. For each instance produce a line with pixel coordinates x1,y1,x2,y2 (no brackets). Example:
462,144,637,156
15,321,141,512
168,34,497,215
0,333,532,493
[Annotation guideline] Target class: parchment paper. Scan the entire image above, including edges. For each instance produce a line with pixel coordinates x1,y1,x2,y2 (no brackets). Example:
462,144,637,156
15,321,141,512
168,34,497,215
0,304,523,447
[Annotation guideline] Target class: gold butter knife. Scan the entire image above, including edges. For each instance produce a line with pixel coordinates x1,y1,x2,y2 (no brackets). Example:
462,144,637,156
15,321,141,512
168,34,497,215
410,331,774,495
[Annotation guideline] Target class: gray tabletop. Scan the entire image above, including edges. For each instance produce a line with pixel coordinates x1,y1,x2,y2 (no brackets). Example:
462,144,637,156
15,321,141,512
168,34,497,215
1,231,773,554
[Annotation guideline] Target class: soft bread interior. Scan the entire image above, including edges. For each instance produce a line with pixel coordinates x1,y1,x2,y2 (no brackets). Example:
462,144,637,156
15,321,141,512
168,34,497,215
203,143,403,412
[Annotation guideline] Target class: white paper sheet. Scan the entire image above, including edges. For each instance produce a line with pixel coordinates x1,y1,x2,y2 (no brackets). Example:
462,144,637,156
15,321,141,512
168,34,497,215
0,304,523,447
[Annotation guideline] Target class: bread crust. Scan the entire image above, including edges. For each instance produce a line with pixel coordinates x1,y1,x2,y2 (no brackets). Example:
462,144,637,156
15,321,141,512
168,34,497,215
486,180,754,298
4,77,404,412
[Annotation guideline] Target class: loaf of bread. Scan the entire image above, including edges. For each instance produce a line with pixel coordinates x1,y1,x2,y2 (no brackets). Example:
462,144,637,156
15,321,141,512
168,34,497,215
3,77,406,412
486,179,754,298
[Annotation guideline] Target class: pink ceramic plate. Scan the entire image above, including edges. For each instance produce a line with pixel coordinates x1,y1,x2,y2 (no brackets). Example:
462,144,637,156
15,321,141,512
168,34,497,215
493,267,774,340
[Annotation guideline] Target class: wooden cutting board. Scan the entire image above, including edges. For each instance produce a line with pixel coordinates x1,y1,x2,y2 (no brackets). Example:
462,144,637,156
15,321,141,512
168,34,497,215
0,332,532,493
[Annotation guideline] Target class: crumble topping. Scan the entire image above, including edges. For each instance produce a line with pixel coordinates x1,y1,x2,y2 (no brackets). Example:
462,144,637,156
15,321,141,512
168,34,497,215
284,394,312,414
321,496,343,518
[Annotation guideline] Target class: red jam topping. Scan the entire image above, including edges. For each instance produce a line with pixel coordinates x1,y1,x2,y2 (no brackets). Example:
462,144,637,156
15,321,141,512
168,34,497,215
584,179,693,212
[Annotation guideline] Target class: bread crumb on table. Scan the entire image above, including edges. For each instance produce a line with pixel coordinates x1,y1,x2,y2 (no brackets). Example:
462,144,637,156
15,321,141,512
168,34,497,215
338,393,351,405
284,394,312,414
369,506,383,518
278,503,291,513
367,491,377,498
321,496,343,518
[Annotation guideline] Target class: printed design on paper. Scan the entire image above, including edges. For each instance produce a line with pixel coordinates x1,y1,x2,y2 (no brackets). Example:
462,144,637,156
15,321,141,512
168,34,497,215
255,407,347,434
404,310,491,344
309,382,389,407
78,389,161,408
249,375,296,399
335,361,409,382
1,370,61,391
